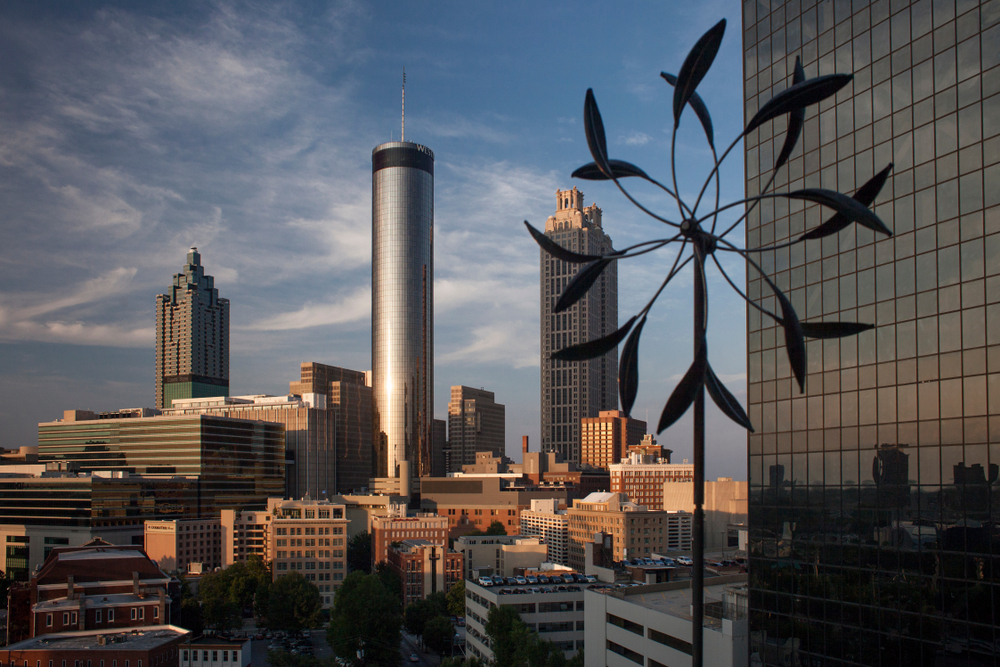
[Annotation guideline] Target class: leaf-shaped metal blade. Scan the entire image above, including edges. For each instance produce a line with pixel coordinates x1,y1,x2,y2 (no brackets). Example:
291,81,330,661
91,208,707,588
657,341,708,434
552,316,637,362
524,220,603,263
584,89,611,175
618,315,646,417
773,57,806,172
746,74,852,134
800,321,875,339
661,72,714,149
786,188,892,237
572,159,651,181
771,284,806,393
800,163,894,240
554,258,611,314
673,19,726,129
705,363,754,432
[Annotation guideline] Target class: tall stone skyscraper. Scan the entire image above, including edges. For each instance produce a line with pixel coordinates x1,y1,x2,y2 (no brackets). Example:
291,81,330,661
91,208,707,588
155,247,229,409
447,385,506,472
744,1,997,664
540,187,618,463
371,141,435,481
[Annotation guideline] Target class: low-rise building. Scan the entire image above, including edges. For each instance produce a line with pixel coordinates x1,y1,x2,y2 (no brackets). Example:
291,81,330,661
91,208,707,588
567,493,692,570
7,539,178,644
0,626,190,666
609,450,694,510
454,534,547,581
519,499,570,566
144,517,222,574
180,636,251,667
387,539,464,605
371,513,448,567
584,575,749,667
465,578,585,663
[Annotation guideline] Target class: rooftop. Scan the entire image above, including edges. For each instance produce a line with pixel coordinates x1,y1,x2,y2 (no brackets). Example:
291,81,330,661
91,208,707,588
5,626,188,652
598,574,748,627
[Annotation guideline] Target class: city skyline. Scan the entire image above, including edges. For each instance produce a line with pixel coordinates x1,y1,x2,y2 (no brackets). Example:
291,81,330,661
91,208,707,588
0,0,750,480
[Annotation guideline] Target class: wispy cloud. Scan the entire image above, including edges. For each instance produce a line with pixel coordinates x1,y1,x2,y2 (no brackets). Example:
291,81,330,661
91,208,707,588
620,131,652,146
248,288,371,331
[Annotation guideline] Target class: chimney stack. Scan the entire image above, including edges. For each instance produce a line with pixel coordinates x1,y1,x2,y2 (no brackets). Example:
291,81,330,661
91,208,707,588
522,436,529,456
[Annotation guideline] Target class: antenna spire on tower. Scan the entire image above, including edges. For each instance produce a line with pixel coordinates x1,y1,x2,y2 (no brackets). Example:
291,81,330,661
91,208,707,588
401,68,406,142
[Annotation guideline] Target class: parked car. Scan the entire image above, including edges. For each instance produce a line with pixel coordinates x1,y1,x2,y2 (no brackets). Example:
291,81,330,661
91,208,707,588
536,575,549,584
492,575,504,585
585,574,598,583
676,556,693,566
410,653,420,662
478,576,493,587
526,575,538,584
515,575,527,585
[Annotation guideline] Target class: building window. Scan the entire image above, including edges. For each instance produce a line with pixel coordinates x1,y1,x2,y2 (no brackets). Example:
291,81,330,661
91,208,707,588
62,612,69,625
108,609,114,622
46,613,52,627
96,610,102,623
131,608,137,620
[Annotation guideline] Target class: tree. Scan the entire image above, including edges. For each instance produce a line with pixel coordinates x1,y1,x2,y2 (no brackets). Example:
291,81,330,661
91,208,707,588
484,520,507,536
197,557,272,630
485,605,524,667
198,572,242,633
446,579,466,618
328,571,402,667
440,658,486,667
266,651,324,667
423,614,456,656
374,560,402,601
267,572,322,632
0,569,11,609
346,531,372,574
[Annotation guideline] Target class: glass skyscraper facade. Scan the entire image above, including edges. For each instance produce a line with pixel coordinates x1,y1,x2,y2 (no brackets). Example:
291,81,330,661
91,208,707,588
372,141,435,479
744,1,999,664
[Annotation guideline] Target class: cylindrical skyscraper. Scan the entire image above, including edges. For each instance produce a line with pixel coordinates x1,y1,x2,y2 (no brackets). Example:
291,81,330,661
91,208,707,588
371,141,434,481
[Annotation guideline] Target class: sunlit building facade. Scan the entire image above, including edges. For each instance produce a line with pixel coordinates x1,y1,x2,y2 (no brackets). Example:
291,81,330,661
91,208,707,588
744,1,999,664
540,187,618,464
372,141,435,480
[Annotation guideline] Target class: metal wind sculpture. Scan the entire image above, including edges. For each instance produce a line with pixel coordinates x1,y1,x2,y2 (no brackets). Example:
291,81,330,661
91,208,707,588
525,19,893,667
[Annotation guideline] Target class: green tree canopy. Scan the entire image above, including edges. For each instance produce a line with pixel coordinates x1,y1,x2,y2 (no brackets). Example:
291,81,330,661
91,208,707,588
404,592,447,636
485,604,578,667
346,530,372,574
446,579,466,618
197,556,272,629
423,614,456,655
484,520,508,536
374,560,403,601
267,571,322,632
328,571,402,667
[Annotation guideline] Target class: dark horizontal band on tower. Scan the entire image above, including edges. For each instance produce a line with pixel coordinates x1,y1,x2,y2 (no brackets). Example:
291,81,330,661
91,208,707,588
162,374,229,386
372,146,434,175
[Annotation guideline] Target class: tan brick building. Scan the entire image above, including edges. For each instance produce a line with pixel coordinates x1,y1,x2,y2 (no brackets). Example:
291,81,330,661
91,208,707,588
579,410,647,470
387,539,463,605
144,517,222,574
566,492,692,570
609,451,694,510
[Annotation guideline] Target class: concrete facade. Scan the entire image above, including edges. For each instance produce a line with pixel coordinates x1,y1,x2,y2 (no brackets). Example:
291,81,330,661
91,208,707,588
519,499,570,566
143,517,222,574
662,479,748,551
541,187,618,464
454,534,547,581
584,576,748,667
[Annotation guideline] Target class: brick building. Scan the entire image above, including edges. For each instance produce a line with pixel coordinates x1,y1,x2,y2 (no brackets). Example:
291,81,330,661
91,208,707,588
609,450,695,510
386,539,463,605
370,513,448,567
7,539,178,644
579,410,647,470
144,517,222,574
0,626,189,667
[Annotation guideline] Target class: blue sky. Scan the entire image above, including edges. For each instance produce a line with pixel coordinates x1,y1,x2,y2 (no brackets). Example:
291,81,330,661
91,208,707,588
0,0,752,479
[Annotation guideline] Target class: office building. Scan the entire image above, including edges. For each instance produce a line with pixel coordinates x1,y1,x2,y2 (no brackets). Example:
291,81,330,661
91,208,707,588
288,362,374,494
566,492,692,570
744,1,999,664
372,141,435,482
6,539,177,644
181,637,251,667
155,247,229,409
432,418,448,478
447,386,506,471
370,513,448,567
454,534,548,581
387,539,463,605
580,410,647,470
144,517,222,574
540,187,619,463
465,577,585,662
661,478,748,551
165,392,336,501
584,576,749,667
38,410,284,511
519,498,570,566
609,450,695,509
